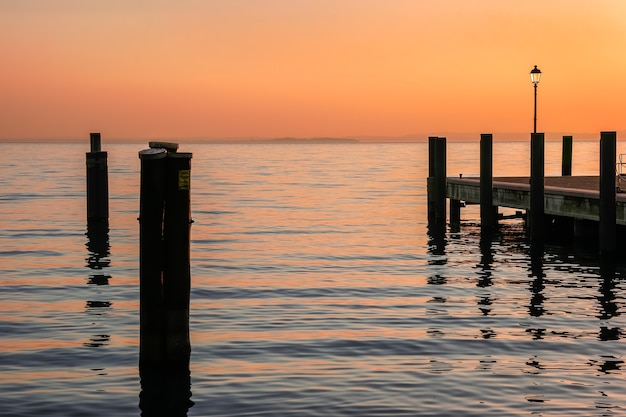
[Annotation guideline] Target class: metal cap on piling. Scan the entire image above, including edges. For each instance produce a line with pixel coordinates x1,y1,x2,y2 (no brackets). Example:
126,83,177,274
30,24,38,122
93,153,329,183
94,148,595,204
139,148,168,160
149,142,179,153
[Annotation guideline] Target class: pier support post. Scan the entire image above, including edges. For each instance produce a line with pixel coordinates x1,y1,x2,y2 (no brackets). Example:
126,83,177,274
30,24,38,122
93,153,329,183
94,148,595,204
427,137,438,226
86,132,109,222
427,136,447,228
449,199,461,227
435,137,447,225
562,135,573,176
480,133,497,230
530,132,545,241
599,131,616,256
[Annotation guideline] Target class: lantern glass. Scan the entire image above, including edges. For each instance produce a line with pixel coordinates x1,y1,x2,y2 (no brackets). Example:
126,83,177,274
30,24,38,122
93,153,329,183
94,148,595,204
530,65,541,85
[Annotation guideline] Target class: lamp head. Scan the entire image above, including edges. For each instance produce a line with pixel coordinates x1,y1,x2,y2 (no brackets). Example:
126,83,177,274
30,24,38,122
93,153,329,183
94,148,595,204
530,65,541,85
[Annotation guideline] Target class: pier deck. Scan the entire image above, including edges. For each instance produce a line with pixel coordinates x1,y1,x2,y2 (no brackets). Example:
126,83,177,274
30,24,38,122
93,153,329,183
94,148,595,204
446,175,626,225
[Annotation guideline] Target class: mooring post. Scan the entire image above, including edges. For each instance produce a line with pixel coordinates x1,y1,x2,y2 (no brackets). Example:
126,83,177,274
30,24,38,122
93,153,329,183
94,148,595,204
530,132,545,241
434,137,447,226
562,135,573,176
599,131,616,256
427,136,438,226
449,199,461,227
163,151,193,369
86,132,109,222
480,133,496,230
138,147,168,372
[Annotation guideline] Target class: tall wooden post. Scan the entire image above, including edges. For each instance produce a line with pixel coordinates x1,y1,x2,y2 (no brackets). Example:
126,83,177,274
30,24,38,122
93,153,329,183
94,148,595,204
86,132,109,222
480,134,496,230
163,152,193,370
427,136,438,226
139,142,193,376
139,148,168,372
530,132,545,241
562,135,573,176
434,137,447,226
599,131,616,256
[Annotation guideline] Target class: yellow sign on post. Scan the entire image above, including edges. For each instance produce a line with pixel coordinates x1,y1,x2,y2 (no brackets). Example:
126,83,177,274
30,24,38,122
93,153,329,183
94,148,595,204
178,170,190,190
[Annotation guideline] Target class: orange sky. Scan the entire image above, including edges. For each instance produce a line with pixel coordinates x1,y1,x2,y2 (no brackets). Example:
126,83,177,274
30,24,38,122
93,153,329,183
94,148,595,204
2,0,626,141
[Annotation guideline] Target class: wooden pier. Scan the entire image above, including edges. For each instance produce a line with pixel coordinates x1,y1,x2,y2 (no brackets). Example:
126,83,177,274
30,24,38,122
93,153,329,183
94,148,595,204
447,175,626,225
428,132,622,255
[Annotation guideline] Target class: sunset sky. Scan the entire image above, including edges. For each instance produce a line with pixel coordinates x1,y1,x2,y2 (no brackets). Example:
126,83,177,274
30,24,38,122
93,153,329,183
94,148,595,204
2,0,626,141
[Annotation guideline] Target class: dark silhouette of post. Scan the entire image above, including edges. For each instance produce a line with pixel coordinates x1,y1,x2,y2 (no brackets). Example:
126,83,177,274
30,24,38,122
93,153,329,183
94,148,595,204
139,142,193,383
427,136,446,240
163,151,192,370
434,137,447,225
562,136,573,176
530,132,545,241
427,136,438,226
139,148,168,371
480,134,496,230
86,133,109,222
599,131,616,256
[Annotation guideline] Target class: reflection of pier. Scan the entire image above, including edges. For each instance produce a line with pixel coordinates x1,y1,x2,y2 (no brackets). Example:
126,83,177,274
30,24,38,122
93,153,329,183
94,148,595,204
426,133,623,342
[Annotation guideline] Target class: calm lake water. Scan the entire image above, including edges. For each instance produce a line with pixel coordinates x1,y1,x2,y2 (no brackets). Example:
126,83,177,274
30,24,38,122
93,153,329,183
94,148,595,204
1,140,626,416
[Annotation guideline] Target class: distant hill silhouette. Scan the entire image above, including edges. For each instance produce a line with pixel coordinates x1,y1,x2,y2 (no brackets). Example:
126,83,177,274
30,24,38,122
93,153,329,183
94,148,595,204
261,137,359,143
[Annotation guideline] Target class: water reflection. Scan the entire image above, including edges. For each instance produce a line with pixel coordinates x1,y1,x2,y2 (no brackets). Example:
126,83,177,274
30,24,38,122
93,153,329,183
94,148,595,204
85,221,112,351
86,220,111,285
427,224,447,286
528,243,547,318
139,366,193,417
477,230,494,316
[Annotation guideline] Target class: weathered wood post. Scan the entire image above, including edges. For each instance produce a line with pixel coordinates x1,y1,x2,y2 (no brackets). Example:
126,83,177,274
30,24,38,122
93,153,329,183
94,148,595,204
427,136,438,226
530,132,545,241
163,151,193,370
480,133,497,230
434,137,447,226
449,198,462,227
86,132,109,222
138,147,168,372
139,141,193,375
599,131,616,256
562,135,573,176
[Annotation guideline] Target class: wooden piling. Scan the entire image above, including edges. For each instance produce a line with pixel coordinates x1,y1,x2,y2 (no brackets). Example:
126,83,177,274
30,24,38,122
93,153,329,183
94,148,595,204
530,132,545,241
427,136,438,226
599,131,616,256
480,133,496,229
86,133,109,222
163,151,193,369
449,198,461,227
138,147,168,371
139,142,193,375
434,137,447,225
562,135,573,176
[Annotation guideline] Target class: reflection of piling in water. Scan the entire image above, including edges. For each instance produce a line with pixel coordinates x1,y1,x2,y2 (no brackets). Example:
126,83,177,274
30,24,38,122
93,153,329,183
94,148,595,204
86,220,111,286
138,142,193,374
86,133,109,223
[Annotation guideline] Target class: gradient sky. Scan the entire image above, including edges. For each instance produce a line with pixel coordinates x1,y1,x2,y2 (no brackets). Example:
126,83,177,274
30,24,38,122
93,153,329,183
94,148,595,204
2,0,626,141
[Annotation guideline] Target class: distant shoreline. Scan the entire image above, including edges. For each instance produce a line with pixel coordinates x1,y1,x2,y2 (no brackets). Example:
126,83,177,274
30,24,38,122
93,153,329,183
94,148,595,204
0,133,612,144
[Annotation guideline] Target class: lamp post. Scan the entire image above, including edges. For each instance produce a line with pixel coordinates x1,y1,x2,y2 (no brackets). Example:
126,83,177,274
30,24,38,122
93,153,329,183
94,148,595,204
530,65,542,133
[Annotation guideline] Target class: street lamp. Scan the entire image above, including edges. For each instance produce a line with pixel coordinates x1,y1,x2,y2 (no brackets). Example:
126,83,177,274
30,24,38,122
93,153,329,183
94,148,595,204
530,65,541,133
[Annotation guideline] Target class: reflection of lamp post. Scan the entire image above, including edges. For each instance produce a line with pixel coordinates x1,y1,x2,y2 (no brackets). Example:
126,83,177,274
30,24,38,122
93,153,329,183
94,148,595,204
530,65,542,133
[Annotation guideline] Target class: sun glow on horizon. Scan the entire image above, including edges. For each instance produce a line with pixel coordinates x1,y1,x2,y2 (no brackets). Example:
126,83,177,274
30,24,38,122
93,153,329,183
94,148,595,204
1,0,626,141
